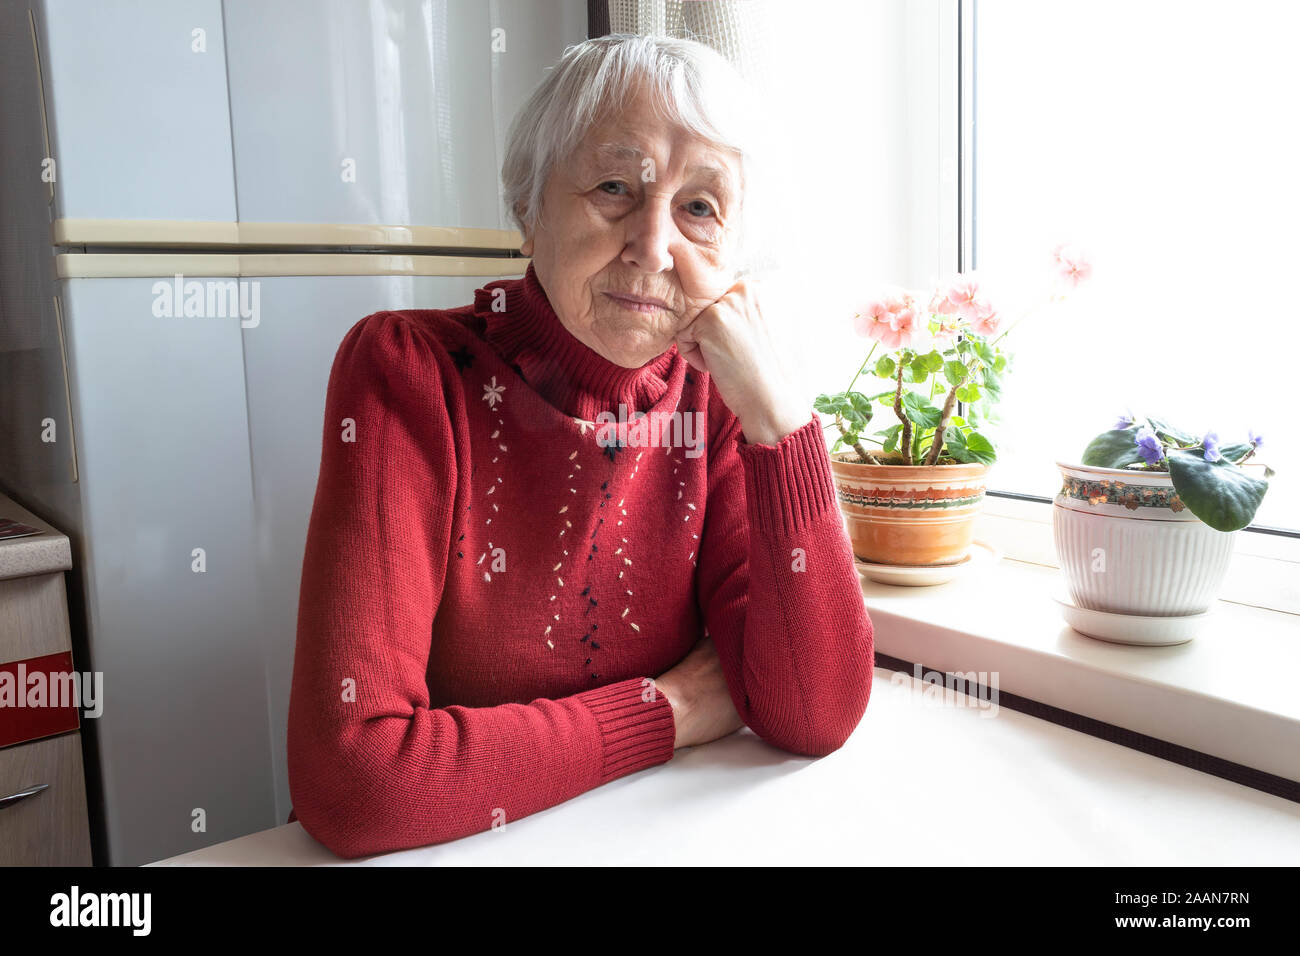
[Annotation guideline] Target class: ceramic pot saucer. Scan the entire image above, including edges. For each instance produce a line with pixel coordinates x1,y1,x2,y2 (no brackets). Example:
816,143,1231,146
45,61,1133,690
1053,592,1211,645
855,540,999,587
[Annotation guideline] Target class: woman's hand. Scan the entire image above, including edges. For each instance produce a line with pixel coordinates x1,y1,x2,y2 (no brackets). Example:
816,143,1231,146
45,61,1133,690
653,634,746,749
674,278,810,445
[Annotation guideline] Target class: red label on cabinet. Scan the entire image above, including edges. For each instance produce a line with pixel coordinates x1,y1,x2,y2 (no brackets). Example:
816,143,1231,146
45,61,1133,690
0,651,82,749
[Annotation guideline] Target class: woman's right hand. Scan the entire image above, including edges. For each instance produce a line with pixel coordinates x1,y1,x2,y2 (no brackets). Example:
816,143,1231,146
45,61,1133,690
653,634,746,749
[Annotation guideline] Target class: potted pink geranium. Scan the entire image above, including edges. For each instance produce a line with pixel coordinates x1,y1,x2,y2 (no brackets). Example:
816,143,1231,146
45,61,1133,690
816,243,1091,568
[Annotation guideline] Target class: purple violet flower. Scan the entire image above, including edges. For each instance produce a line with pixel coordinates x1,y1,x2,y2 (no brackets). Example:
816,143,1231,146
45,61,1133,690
1113,411,1136,430
1202,431,1222,462
1248,429,1264,450
1134,425,1164,466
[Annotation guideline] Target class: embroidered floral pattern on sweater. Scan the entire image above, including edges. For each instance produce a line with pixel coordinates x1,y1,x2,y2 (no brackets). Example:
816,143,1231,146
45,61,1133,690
668,448,700,566
478,371,507,574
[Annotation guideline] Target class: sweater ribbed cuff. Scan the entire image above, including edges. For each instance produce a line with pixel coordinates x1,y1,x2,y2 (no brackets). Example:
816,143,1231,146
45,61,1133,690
576,677,676,783
736,413,838,537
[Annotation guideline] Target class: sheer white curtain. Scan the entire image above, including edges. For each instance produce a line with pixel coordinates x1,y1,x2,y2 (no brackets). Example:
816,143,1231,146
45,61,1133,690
605,0,767,83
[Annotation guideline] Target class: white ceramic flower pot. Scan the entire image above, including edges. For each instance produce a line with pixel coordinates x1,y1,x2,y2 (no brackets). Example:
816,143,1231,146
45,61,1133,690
1052,462,1237,616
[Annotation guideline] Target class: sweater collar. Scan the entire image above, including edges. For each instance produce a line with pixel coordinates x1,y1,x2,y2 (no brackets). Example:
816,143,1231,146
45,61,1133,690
475,262,678,422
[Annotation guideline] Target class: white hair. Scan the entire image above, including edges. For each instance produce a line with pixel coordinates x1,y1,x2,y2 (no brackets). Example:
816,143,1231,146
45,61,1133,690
501,33,770,274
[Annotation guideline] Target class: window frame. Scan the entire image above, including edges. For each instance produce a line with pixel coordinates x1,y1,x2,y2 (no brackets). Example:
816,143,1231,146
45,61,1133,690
957,0,1300,552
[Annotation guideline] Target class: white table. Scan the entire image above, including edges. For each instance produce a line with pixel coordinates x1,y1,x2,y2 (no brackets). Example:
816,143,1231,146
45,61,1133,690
152,664,1300,865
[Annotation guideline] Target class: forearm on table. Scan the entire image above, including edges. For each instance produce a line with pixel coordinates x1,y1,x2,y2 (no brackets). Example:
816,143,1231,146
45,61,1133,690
703,414,875,756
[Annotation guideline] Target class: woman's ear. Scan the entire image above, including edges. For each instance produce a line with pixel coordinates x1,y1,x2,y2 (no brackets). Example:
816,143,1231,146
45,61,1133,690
516,204,534,257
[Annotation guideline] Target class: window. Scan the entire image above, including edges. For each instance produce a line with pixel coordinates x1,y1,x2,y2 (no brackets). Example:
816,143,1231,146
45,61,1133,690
969,0,1298,531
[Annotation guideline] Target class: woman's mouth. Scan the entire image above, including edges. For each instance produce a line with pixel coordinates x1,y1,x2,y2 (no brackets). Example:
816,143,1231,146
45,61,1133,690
603,291,670,313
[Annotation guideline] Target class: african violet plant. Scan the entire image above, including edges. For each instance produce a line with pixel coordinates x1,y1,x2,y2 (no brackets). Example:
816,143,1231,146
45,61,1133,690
1080,415,1271,532
815,244,1091,466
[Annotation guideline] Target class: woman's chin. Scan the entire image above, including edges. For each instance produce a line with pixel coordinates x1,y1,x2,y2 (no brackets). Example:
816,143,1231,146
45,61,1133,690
591,319,677,366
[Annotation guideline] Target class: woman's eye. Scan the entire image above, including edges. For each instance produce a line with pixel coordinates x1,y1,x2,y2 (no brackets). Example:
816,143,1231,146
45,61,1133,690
684,199,715,218
598,181,630,196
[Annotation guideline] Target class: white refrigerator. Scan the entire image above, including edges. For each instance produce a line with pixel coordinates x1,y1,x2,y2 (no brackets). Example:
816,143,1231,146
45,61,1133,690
0,0,586,865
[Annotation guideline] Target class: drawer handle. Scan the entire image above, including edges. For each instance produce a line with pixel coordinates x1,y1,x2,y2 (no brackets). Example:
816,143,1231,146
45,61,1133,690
0,784,49,809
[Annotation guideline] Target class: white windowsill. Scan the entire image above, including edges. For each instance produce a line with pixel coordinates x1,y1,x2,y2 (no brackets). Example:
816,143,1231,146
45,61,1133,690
861,505,1300,785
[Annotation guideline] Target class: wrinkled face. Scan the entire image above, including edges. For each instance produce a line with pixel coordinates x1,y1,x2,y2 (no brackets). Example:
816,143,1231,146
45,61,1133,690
520,84,744,368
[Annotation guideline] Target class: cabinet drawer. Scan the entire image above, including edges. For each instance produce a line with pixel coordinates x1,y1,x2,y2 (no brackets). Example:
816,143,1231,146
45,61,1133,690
0,571,73,663
0,731,92,865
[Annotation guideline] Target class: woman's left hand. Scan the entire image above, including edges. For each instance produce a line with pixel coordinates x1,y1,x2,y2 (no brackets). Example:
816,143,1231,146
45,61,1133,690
674,277,810,445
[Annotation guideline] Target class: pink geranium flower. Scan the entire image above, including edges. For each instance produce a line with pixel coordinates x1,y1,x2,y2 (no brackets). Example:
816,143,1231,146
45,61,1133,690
932,316,961,342
855,292,921,350
969,298,1000,336
930,272,994,326
878,303,920,349
944,274,985,322
1052,242,1092,288
852,299,892,339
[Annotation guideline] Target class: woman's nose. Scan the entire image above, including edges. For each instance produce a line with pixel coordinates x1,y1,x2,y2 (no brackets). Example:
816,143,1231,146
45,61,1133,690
620,197,677,274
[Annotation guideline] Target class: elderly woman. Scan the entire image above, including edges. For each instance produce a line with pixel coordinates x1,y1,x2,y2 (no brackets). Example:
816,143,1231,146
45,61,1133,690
286,33,873,859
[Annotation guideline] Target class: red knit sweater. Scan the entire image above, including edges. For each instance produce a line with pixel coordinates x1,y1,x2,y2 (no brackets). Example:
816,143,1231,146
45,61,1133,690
286,263,874,858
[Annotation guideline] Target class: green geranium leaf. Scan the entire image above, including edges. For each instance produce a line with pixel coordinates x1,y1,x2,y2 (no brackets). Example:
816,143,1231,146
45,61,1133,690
813,392,838,414
955,383,981,403
831,437,844,453
908,360,929,384
874,356,896,378
973,340,996,367
821,391,847,414
948,428,996,465
841,391,874,426
1166,449,1269,532
879,423,902,453
1081,428,1146,469
945,425,967,459
944,360,968,387
901,391,942,428
921,350,945,373
993,354,1008,372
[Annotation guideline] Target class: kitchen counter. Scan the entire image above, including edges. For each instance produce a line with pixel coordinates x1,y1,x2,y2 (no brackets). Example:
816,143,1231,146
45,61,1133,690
0,492,72,579
152,663,1300,865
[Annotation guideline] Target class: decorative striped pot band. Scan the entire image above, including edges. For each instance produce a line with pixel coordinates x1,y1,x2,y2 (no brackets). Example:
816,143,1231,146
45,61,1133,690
1059,474,1185,512
836,485,986,510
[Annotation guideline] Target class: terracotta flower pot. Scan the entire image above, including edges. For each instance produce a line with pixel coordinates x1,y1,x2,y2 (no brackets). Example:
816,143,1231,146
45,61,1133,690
829,454,990,566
